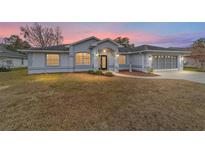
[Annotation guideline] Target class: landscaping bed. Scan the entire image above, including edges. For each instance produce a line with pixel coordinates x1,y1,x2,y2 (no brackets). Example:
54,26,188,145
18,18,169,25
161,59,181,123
119,70,159,77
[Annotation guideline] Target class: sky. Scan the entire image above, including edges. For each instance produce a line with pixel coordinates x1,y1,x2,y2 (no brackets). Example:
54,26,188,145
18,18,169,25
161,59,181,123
0,22,205,47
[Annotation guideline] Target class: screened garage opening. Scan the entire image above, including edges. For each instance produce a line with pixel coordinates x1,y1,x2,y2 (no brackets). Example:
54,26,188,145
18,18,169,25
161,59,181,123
152,55,178,70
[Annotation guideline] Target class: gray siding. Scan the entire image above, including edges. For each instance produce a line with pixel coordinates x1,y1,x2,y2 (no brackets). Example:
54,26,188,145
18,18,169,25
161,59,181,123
72,39,98,71
73,39,97,52
130,54,143,71
97,41,118,51
31,53,45,67
28,53,73,74
119,54,130,70
74,65,92,72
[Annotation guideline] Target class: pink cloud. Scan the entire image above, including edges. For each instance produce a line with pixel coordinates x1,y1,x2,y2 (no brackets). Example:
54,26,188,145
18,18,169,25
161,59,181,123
0,22,185,47
0,23,28,39
63,30,162,45
0,22,202,47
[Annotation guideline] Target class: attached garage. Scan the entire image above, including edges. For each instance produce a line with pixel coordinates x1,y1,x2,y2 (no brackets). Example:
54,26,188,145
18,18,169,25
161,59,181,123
152,55,178,70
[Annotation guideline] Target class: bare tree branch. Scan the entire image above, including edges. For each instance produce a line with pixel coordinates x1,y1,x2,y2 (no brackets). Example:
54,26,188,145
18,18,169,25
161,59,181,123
20,23,64,48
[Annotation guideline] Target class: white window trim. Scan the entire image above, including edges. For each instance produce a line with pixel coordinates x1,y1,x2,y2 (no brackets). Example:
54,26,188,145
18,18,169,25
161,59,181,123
75,52,91,65
119,55,126,65
46,54,60,67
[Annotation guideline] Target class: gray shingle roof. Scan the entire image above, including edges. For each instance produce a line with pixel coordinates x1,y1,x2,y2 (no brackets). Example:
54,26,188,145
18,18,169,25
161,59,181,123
119,47,136,52
91,38,123,47
0,46,27,59
134,45,168,51
119,45,190,53
70,36,100,46
20,35,190,54
30,44,70,51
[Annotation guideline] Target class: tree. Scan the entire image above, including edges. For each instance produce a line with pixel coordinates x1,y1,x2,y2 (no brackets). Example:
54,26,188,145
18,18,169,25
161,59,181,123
191,38,205,70
20,23,64,48
54,26,63,46
3,35,31,51
114,37,134,48
192,38,205,48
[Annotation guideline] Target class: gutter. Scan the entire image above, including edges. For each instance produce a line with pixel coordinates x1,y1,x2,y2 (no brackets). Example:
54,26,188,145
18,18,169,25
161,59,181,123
18,49,70,53
120,50,191,55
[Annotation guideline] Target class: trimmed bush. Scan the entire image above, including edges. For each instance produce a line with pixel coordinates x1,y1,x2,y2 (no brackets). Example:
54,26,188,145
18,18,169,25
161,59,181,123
95,70,103,75
88,70,103,75
88,70,95,74
199,67,205,72
103,71,114,77
147,67,153,73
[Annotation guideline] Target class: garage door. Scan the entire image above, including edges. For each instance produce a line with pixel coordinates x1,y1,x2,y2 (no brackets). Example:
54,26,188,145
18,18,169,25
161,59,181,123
152,55,178,70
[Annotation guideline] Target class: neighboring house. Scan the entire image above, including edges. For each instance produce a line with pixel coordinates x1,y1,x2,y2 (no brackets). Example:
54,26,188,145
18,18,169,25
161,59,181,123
21,36,190,74
184,52,205,68
0,46,27,68
184,56,199,67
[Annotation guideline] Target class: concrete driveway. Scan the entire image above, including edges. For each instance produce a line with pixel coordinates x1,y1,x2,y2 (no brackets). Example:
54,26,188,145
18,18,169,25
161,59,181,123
155,71,205,84
115,71,205,84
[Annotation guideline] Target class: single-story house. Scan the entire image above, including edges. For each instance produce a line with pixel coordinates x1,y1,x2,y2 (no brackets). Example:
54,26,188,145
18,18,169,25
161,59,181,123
0,46,27,68
21,36,191,74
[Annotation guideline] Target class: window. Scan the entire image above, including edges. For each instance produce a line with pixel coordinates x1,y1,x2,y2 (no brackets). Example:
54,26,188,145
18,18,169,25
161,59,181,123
75,52,90,65
119,55,126,65
46,54,60,66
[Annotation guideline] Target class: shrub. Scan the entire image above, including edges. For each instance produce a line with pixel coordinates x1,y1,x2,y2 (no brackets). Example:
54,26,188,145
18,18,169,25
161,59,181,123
103,71,114,77
88,70,103,75
198,67,205,72
147,67,153,73
88,70,95,74
95,70,103,75
0,67,11,72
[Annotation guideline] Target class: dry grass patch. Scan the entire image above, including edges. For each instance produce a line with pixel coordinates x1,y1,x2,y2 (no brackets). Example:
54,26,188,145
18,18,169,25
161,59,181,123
0,69,205,130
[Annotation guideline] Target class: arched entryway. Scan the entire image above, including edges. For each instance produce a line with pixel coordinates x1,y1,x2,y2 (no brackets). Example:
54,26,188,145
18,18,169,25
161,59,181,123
92,38,122,72
98,48,115,70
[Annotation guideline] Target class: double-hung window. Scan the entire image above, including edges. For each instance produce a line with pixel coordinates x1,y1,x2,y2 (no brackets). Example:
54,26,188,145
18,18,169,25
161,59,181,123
119,55,126,65
46,54,60,66
75,52,90,65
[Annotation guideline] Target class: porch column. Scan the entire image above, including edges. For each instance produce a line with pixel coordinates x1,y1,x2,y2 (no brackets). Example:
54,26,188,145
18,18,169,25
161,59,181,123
141,54,145,72
69,46,75,72
147,54,152,68
178,55,183,70
93,47,99,70
114,49,119,72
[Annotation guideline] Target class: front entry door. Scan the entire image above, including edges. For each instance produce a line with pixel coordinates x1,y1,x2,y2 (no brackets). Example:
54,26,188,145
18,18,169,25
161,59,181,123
100,55,107,70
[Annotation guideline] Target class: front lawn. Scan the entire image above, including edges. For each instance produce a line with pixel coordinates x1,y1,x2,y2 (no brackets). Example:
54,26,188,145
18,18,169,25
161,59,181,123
0,69,205,130
184,67,205,72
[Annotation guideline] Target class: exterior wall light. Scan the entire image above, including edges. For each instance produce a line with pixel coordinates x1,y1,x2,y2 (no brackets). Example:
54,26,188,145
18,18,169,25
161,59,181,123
103,49,106,53
116,54,119,57
148,56,152,61
96,53,99,56
181,56,184,61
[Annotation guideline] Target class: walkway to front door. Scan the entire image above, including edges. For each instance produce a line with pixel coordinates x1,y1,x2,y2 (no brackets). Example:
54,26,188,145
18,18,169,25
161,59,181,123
100,55,107,70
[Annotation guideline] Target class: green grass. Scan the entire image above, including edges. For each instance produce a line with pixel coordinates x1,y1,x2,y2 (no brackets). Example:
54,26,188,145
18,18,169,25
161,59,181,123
184,67,205,72
1,69,205,130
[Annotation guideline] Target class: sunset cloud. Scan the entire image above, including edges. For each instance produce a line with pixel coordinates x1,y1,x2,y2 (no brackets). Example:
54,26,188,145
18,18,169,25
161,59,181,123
0,22,205,47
